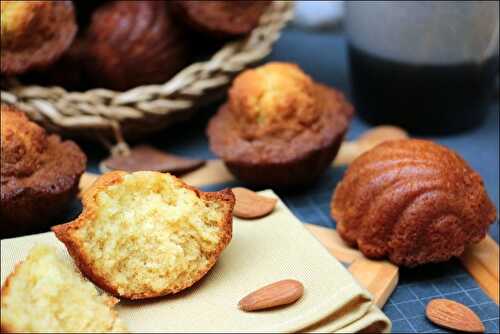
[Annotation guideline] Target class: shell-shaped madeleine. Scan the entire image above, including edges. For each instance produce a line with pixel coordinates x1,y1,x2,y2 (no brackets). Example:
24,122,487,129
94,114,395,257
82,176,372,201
84,1,191,91
331,139,496,267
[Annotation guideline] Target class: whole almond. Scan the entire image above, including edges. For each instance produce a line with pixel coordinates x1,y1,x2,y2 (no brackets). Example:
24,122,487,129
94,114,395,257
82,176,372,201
426,299,484,333
238,279,304,312
232,187,277,219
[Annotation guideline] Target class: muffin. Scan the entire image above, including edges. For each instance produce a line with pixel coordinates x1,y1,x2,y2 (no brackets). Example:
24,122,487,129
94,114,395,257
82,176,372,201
52,171,235,300
331,139,497,267
170,0,270,38
83,1,191,91
1,0,77,75
1,105,86,238
207,62,354,187
1,245,126,332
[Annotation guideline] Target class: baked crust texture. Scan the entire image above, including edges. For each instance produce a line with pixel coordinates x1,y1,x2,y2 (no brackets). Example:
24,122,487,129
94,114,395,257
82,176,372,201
1,0,77,75
207,62,354,187
0,105,86,237
331,139,497,267
83,1,191,90
169,0,270,38
52,171,235,300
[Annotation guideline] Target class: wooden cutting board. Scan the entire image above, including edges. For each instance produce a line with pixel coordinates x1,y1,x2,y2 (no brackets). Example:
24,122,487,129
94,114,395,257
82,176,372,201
79,125,499,307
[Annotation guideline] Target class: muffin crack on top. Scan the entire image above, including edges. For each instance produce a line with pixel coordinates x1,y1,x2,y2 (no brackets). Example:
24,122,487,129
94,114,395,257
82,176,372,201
53,171,235,300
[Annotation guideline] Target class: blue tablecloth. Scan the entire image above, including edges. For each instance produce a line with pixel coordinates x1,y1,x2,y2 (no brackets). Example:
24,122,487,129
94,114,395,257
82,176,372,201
83,29,499,333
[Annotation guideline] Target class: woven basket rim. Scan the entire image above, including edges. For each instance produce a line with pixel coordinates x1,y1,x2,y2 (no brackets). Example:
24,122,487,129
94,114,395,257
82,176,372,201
1,1,294,143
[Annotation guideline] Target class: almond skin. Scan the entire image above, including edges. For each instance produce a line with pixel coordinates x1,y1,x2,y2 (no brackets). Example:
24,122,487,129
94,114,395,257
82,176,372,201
426,299,484,333
238,279,304,312
232,187,277,219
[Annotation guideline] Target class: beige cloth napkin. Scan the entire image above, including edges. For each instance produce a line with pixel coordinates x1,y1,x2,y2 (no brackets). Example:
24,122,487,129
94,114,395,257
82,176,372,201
1,190,390,333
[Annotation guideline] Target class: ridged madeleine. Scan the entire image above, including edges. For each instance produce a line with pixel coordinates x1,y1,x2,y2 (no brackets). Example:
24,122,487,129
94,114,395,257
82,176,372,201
331,139,496,267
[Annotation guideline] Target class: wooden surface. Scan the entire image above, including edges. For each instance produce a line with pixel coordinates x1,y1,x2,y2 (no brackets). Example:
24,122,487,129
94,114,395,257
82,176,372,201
304,223,399,308
348,258,399,309
460,236,500,304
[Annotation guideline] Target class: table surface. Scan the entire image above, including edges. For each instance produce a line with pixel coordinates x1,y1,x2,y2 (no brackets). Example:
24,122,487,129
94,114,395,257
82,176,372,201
82,28,499,333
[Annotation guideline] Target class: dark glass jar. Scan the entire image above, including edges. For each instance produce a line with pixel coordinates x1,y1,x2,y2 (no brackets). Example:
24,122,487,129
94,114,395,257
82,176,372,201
345,1,499,134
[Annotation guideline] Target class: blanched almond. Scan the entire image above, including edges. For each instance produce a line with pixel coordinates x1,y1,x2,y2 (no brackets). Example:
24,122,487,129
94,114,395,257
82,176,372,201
232,187,277,219
426,299,484,333
238,279,304,312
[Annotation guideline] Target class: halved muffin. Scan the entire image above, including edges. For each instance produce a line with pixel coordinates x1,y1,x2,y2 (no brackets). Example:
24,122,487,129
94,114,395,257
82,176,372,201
1,245,126,332
1,1,77,75
52,171,235,300
207,62,354,187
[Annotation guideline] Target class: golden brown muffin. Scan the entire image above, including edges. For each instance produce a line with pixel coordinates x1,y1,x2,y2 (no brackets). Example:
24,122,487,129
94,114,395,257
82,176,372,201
1,245,126,333
207,62,354,187
0,105,86,238
169,0,270,38
52,171,235,300
83,1,191,91
1,0,77,75
331,139,497,267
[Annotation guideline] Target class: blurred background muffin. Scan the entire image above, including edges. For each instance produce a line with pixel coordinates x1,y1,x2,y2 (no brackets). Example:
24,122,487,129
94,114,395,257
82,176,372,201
170,0,270,38
331,139,497,267
82,0,191,91
21,38,89,91
207,62,354,188
72,0,106,29
0,105,86,238
1,0,77,75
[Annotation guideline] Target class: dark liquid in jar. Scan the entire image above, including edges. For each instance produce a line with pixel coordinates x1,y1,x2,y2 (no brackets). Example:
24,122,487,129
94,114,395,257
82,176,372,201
348,44,499,134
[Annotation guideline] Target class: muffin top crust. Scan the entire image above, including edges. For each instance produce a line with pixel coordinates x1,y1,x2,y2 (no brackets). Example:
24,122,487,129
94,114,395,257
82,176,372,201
1,105,86,201
1,1,76,75
331,139,497,266
1,105,47,177
208,62,353,164
229,63,320,140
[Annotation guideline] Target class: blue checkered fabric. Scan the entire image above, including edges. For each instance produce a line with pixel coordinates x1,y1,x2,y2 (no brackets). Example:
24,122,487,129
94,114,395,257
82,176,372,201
201,168,499,333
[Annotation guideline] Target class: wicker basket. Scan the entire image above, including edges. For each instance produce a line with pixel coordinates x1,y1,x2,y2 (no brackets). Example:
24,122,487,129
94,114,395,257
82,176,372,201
1,1,294,149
